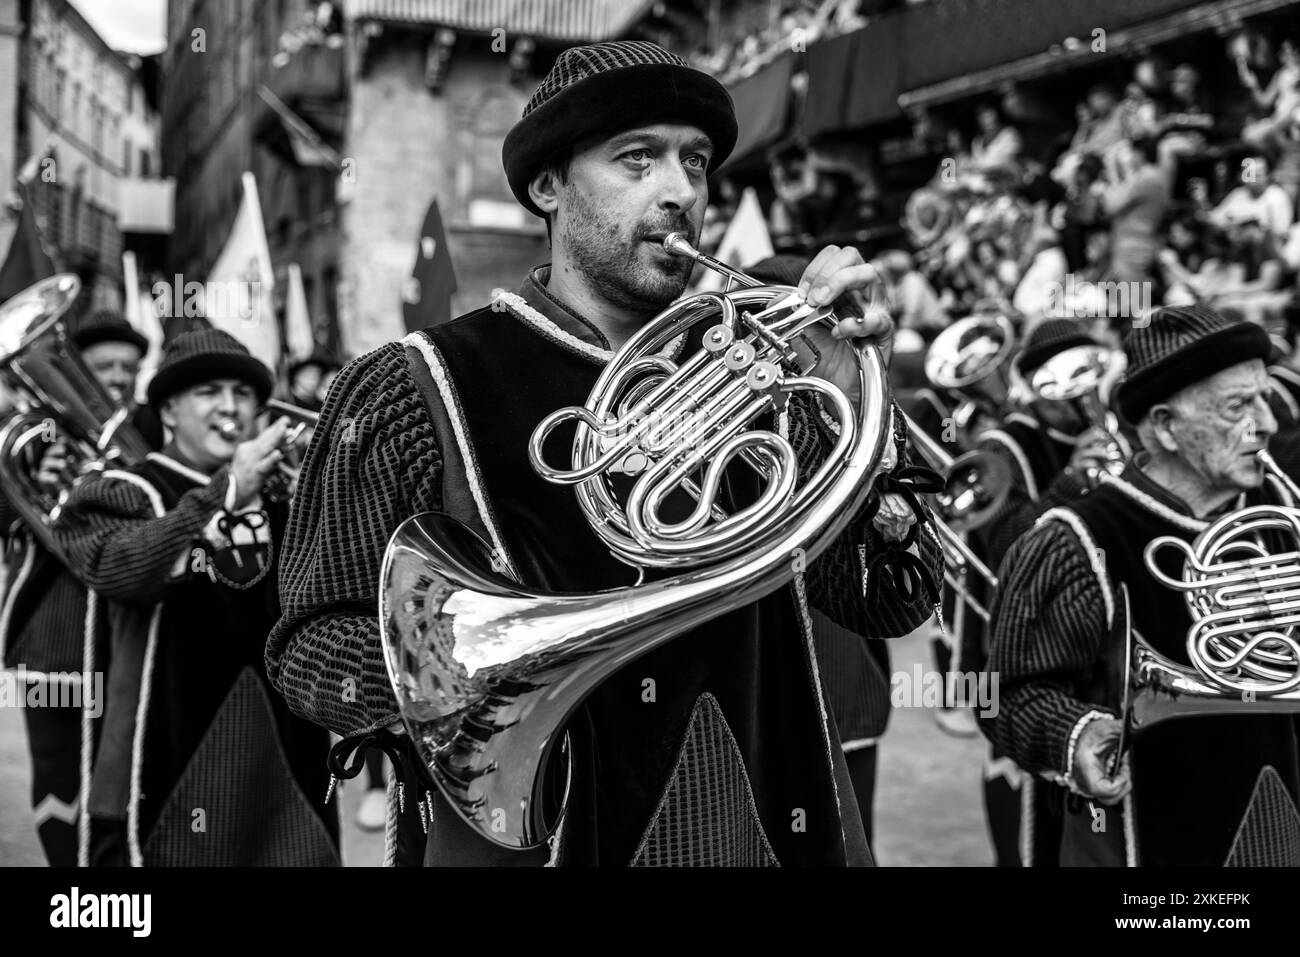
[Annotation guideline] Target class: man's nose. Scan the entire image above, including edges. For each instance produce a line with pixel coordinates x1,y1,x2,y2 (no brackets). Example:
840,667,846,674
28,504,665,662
216,387,241,413
656,159,699,215
1252,396,1278,441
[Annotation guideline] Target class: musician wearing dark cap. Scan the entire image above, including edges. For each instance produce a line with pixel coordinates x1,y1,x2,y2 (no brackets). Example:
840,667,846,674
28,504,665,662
268,40,941,866
285,349,341,415
936,319,1129,867
52,329,338,866
0,308,156,866
985,304,1300,866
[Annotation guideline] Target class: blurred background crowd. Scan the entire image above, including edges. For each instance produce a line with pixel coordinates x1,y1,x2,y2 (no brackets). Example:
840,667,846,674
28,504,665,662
697,14,1300,384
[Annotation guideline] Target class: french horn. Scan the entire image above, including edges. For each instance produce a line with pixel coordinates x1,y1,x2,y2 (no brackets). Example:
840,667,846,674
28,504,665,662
381,235,893,849
1123,449,1300,732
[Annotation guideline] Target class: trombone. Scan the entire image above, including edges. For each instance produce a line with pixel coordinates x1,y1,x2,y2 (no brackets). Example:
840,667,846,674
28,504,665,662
904,412,1005,623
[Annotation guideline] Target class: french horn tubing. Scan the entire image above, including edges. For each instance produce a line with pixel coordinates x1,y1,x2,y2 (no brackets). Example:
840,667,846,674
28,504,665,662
380,234,893,848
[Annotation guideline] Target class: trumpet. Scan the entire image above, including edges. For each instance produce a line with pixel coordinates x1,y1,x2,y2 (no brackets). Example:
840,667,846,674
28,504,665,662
1123,449,1300,733
216,398,319,502
925,312,1017,437
381,233,893,848
1023,342,1126,484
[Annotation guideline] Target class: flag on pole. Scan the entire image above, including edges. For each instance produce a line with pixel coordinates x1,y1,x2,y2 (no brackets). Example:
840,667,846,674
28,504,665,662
205,171,279,369
122,250,165,403
0,188,57,302
401,197,457,333
285,262,314,360
693,187,774,293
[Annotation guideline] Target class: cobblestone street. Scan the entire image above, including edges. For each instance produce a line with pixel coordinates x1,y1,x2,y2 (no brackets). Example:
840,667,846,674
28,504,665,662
0,623,991,867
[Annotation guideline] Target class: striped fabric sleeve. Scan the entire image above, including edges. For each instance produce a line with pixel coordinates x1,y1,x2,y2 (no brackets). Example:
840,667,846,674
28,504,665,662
973,444,1090,570
982,518,1113,777
52,468,229,605
265,343,444,736
791,394,945,639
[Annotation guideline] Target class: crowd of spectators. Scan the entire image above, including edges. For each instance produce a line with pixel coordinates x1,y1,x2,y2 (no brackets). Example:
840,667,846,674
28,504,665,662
710,26,1300,362
686,0,871,85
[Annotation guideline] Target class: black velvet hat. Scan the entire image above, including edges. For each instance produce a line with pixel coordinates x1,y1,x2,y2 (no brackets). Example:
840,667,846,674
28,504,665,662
146,328,274,410
1117,304,1272,423
1015,319,1097,377
288,348,341,380
73,309,148,354
502,40,738,218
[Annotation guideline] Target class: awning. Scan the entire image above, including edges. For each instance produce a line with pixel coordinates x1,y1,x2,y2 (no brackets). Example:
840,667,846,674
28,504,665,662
116,178,176,234
801,16,904,137
255,86,344,171
899,0,1297,112
720,51,796,170
343,0,656,40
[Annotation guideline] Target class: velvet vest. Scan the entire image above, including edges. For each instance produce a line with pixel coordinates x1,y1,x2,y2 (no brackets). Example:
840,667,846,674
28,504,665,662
1060,471,1300,866
414,303,859,866
89,458,337,863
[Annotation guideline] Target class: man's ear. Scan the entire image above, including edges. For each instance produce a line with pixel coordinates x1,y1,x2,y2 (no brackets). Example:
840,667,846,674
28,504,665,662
528,168,561,220
1147,403,1179,453
159,396,179,431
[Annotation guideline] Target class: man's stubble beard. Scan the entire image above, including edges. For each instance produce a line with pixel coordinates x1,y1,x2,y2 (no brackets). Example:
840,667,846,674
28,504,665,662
557,186,692,315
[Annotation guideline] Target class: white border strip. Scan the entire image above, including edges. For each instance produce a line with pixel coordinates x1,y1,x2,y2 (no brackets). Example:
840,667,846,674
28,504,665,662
101,470,167,868
982,429,1039,501
1095,472,1206,533
77,590,96,867
402,332,518,580
494,292,612,364
1037,508,1115,626
146,453,211,487
0,543,36,671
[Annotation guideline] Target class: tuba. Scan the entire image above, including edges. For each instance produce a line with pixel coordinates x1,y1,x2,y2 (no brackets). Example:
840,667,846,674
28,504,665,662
0,275,151,558
381,235,893,849
1022,342,1127,484
1122,450,1300,733
925,311,1017,435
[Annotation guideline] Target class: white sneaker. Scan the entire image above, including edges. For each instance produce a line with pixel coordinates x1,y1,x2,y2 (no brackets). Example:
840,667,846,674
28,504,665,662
356,788,387,832
933,707,979,738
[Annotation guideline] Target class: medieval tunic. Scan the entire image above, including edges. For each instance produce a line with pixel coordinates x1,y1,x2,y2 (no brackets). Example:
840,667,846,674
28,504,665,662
54,451,339,866
961,412,1087,866
266,266,942,867
0,404,161,865
987,459,1300,866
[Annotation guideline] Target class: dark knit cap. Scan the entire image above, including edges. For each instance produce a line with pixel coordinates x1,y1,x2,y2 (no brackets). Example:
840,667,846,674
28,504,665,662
288,347,341,379
746,254,810,288
502,40,738,218
1015,319,1096,376
73,309,147,354
146,328,274,409
1117,304,1271,423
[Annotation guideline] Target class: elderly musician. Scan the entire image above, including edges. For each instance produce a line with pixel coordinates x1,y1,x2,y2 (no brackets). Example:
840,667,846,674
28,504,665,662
985,304,1300,866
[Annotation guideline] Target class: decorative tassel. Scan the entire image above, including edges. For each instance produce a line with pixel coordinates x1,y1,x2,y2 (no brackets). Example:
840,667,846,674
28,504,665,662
324,774,338,805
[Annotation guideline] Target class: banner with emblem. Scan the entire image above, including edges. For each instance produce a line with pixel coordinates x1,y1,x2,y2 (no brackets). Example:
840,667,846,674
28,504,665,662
205,171,280,369
401,197,458,333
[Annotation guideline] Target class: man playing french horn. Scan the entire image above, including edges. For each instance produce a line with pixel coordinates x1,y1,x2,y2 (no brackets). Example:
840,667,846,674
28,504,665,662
267,40,942,867
985,304,1300,866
